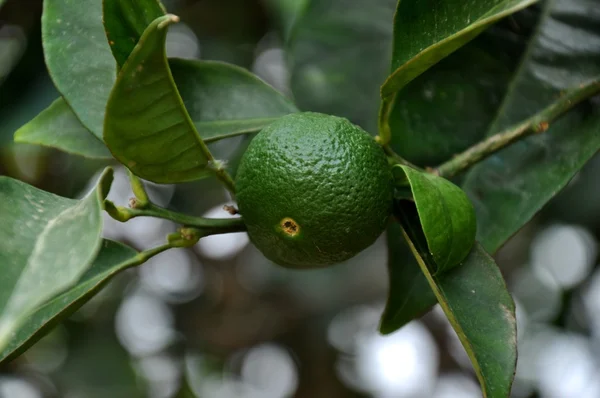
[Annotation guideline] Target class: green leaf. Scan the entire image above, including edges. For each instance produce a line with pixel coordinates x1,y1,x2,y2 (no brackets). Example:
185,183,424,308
171,59,298,142
103,2,296,144
103,0,166,67
0,240,139,364
387,20,531,165
380,222,435,334
14,98,112,159
288,0,396,133
0,168,113,351
463,0,600,253
381,0,538,97
393,165,476,273
398,203,516,398
379,0,538,144
42,0,117,138
197,119,278,142
104,15,217,183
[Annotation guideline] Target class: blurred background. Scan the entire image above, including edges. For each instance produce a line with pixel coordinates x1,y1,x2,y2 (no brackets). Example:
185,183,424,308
1,0,599,397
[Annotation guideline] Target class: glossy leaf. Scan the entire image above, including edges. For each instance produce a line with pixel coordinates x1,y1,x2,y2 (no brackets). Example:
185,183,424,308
387,15,536,165
42,0,116,138
104,15,216,183
398,203,516,398
379,0,538,145
103,0,166,67
171,59,298,142
394,165,476,273
0,168,113,351
0,240,139,364
381,0,538,97
288,0,396,133
380,222,435,334
14,98,112,159
463,0,600,253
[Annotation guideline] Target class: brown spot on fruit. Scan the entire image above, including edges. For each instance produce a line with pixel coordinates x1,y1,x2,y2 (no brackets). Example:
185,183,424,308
280,217,300,237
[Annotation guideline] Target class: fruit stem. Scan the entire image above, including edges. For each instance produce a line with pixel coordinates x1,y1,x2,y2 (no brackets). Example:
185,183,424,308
377,95,394,146
382,144,421,170
434,78,600,178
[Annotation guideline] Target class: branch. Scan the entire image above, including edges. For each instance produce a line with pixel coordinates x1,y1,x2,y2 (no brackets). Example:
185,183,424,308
434,78,600,178
106,201,246,232
134,242,175,264
105,172,246,235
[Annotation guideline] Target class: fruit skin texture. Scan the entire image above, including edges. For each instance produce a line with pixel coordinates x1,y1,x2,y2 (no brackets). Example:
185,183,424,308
235,112,393,269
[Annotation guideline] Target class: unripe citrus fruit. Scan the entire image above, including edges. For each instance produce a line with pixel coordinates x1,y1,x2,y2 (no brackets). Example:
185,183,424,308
235,112,393,268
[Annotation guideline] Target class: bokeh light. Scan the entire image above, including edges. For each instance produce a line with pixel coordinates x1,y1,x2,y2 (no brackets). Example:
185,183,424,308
0,376,41,398
115,290,176,357
240,344,298,397
139,249,204,304
196,204,249,261
531,225,597,289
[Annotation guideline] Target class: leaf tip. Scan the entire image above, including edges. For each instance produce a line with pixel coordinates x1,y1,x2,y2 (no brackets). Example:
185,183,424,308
159,14,180,29
378,325,395,336
377,311,397,336
97,167,115,201
13,123,30,142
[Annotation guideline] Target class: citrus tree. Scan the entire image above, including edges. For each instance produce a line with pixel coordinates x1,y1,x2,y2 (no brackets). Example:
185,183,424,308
1,0,599,396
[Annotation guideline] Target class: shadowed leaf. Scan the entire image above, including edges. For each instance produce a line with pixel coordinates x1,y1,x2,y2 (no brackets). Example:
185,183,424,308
103,0,166,67
463,0,600,253
14,98,112,159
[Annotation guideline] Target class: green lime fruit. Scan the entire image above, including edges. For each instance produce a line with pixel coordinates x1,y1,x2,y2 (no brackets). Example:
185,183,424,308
235,112,393,269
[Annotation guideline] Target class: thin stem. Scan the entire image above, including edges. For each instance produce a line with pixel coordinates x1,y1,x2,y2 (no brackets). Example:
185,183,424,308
382,144,421,169
107,201,247,232
134,242,175,264
435,79,600,178
109,170,245,233
377,95,395,146
215,167,236,196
